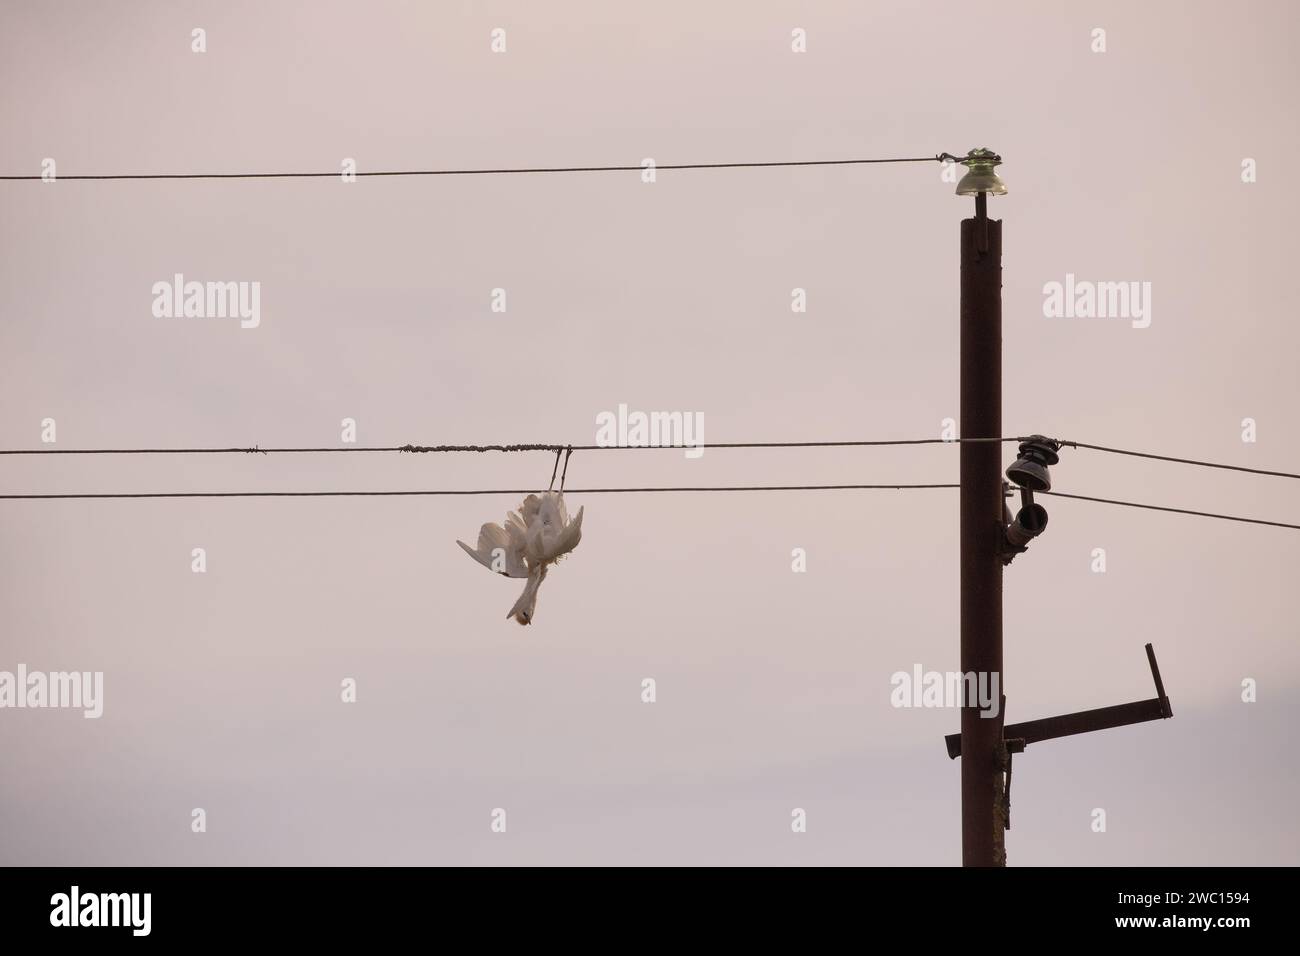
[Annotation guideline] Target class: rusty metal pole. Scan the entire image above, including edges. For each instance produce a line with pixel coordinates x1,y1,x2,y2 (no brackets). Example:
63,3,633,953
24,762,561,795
959,154,1005,866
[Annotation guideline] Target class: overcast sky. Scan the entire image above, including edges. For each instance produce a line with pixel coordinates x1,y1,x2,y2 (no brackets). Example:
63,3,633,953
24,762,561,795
1,0,1297,865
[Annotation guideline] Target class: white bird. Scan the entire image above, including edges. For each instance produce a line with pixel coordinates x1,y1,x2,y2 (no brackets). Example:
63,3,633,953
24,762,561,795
457,492,584,625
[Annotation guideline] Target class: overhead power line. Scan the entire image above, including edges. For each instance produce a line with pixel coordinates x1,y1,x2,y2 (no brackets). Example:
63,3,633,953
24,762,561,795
0,483,955,498
4,436,1297,481
1062,440,1300,481
0,155,954,182
1,485,1295,531
1037,491,1300,531
0,437,1010,455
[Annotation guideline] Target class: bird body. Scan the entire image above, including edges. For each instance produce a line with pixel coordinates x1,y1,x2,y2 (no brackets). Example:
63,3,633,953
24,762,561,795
457,492,583,624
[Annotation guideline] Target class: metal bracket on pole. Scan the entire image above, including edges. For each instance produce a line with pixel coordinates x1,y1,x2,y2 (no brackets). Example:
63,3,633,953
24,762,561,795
944,643,1173,760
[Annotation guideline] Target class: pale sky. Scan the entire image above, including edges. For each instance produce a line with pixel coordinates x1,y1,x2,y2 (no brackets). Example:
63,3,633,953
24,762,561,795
1,0,1297,865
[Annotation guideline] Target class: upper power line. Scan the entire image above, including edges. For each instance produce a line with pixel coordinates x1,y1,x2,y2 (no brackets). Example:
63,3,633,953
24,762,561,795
0,155,953,182
0,483,955,498
1060,440,1300,481
0,437,1003,454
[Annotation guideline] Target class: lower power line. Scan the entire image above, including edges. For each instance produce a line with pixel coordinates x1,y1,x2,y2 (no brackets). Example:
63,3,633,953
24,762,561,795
1,484,1295,530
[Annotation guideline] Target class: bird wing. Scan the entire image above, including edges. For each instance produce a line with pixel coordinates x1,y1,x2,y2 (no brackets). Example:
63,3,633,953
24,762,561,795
456,521,529,578
527,497,583,562
551,504,583,558
517,494,541,525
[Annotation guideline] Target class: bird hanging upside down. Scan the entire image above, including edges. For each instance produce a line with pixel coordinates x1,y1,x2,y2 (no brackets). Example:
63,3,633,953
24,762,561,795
457,492,584,625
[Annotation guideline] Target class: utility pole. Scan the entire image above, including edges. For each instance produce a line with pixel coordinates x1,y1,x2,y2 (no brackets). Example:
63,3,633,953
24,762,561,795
949,150,1173,866
957,148,1006,867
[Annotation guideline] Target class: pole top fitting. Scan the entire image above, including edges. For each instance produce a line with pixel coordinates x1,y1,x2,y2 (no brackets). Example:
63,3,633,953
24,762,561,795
955,147,1007,197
